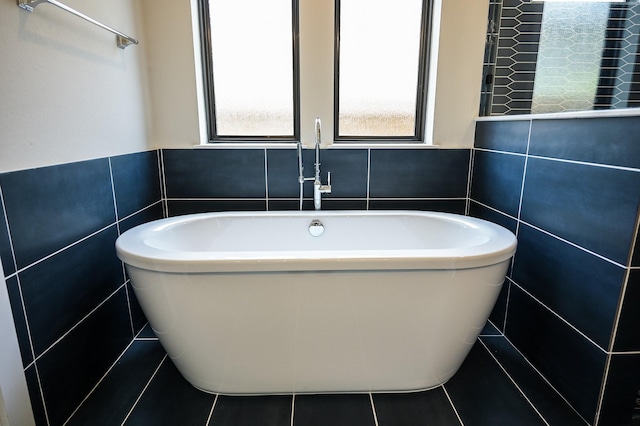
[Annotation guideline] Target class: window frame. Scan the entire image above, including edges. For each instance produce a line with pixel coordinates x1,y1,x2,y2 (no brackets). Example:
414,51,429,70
198,0,301,143
333,0,434,143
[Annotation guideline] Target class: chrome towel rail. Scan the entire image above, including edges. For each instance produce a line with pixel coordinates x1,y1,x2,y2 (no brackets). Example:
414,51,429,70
17,0,138,49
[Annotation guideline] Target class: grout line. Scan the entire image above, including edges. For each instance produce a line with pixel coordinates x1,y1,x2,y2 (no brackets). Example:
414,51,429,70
13,223,118,276
369,393,380,426
33,283,128,363
0,184,19,274
502,280,512,333
442,385,465,426
517,220,628,269
159,149,169,218
526,154,640,173
593,353,613,426
469,199,520,224
474,194,630,270
509,279,609,353
13,273,38,371
494,334,591,425
123,283,136,339
205,394,219,426
118,200,164,224
290,394,295,426
514,120,532,240
62,338,139,425
465,149,474,216
608,268,632,353
474,147,528,158
33,362,51,426
120,354,168,425
477,338,551,426
107,158,121,234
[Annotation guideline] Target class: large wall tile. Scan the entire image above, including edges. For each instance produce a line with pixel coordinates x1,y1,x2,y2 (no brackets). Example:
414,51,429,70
505,286,607,422
0,159,116,269
111,151,162,219
167,200,267,217
163,149,266,198
266,149,368,199
471,150,525,218
368,199,466,214
369,149,469,198
119,203,164,234
318,149,368,199
475,120,530,153
266,149,308,198
529,117,640,168
520,157,640,265
512,224,625,348
37,288,132,426
20,226,124,357
468,200,518,234
5,276,32,366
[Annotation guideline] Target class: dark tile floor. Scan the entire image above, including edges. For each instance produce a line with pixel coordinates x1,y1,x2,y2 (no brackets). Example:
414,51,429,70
65,322,588,426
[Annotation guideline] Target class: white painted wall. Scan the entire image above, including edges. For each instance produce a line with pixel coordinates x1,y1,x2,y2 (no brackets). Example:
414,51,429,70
142,0,488,149
0,265,35,426
0,0,152,173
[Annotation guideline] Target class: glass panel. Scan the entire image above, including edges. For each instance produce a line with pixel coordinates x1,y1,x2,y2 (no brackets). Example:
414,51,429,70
338,0,423,137
209,0,294,136
532,2,609,114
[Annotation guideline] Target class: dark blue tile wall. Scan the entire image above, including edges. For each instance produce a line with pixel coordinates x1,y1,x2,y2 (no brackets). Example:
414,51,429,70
162,148,471,216
471,115,640,426
0,159,116,270
0,150,163,426
520,157,640,265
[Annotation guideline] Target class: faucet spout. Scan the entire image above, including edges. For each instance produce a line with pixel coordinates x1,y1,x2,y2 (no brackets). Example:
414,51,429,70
312,118,331,210
298,118,331,211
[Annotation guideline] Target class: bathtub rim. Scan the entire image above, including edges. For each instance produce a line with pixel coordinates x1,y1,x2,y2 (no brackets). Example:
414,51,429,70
116,210,517,273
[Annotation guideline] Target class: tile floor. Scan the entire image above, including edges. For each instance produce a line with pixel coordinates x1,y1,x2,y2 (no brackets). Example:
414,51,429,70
64,323,588,426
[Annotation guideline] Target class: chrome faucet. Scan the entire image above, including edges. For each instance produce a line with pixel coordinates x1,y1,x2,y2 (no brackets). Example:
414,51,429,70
313,118,331,210
296,118,331,210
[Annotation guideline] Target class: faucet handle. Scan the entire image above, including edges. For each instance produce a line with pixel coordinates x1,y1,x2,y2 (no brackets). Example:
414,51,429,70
320,171,332,194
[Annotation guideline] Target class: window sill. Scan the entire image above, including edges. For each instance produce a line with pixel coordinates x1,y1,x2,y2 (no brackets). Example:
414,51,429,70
194,142,440,150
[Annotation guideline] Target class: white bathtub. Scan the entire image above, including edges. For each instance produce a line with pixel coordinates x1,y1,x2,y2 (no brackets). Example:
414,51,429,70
116,210,517,395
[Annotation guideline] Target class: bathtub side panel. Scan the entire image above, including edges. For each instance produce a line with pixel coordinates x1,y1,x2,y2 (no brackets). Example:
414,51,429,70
127,262,509,394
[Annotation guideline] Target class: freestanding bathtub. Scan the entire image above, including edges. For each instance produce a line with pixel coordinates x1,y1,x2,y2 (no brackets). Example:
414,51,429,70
116,210,517,395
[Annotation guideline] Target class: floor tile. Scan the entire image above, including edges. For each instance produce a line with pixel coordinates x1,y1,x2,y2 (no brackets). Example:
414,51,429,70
208,395,291,426
480,337,587,426
293,394,376,426
124,357,215,425
373,388,461,426
445,341,546,426
66,341,166,426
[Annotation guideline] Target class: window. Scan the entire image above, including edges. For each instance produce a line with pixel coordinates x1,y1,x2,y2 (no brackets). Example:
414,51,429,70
335,0,431,141
199,0,433,143
199,0,299,141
